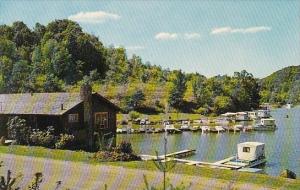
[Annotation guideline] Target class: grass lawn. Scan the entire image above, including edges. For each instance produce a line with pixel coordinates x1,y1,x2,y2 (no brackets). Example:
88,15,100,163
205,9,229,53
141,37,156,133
117,113,207,123
0,145,299,189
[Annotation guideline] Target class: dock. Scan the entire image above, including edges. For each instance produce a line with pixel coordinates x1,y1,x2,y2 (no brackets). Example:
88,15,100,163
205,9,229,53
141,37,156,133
139,149,196,161
139,145,265,173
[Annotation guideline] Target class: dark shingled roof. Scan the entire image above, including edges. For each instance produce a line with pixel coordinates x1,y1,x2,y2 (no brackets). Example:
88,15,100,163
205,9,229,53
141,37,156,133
0,92,119,115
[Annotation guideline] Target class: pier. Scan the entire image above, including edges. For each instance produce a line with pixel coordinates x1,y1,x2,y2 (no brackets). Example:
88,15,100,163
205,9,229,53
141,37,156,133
139,149,196,161
139,146,264,173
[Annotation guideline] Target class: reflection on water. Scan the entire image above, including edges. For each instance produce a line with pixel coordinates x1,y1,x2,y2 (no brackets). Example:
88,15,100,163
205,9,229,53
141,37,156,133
117,108,300,176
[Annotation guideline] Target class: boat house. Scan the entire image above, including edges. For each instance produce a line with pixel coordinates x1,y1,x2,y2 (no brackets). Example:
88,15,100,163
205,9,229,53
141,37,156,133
0,88,119,149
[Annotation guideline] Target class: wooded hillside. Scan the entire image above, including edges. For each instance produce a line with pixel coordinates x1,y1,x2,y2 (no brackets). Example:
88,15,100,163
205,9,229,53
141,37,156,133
0,19,277,114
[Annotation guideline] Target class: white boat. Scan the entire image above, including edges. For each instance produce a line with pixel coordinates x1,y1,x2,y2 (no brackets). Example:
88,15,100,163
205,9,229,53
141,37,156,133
214,126,225,133
257,110,271,118
165,124,182,134
180,124,191,131
201,126,210,133
254,118,276,131
248,112,257,120
232,125,241,132
116,128,123,134
235,112,250,121
215,142,266,169
234,124,243,130
180,121,191,129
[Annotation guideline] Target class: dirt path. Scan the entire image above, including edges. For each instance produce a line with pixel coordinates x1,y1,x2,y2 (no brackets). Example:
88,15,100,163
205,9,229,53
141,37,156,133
0,153,274,190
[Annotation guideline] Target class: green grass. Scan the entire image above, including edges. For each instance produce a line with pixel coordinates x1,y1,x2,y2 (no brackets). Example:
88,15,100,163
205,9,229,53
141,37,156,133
117,113,207,123
0,145,299,189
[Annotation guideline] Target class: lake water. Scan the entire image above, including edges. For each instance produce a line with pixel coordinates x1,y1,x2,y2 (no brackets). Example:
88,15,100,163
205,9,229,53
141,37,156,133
117,108,300,176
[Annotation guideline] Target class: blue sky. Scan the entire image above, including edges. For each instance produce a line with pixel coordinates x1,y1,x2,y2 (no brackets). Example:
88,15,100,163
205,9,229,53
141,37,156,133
0,0,299,78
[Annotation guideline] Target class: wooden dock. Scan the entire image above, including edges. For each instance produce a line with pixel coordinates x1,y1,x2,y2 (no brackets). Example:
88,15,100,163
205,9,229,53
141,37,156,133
139,149,196,161
140,150,243,170
139,150,258,171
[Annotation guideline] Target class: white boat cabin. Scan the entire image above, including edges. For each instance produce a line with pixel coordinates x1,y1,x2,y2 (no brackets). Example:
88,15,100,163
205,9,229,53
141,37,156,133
260,118,275,126
237,142,265,162
236,112,249,121
248,112,257,119
257,110,271,118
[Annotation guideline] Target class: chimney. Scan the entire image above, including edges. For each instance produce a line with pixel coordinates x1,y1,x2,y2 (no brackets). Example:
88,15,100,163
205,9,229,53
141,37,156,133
80,83,94,150
61,104,64,110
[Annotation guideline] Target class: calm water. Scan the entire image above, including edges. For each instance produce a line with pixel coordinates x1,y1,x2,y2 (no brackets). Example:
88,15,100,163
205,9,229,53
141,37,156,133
117,108,300,176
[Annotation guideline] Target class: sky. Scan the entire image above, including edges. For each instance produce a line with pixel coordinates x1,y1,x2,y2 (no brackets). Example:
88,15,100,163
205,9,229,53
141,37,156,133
0,0,299,78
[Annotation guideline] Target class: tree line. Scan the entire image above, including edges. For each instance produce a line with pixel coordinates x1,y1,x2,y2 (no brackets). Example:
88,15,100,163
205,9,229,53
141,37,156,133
0,20,265,114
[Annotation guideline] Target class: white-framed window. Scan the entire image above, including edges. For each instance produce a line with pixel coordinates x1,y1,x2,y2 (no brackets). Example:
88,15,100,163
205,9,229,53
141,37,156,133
243,147,250,153
68,113,79,123
95,112,108,129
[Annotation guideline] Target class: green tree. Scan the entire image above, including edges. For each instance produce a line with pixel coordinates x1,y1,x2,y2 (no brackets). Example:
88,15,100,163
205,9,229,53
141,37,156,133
7,116,31,145
213,96,233,114
168,70,186,109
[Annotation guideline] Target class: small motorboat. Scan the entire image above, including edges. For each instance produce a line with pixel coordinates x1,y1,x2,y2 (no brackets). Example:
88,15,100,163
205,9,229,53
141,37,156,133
180,124,191,131
253,118,277,131
201,126,210,133
165,124,182,134
215,126,225,133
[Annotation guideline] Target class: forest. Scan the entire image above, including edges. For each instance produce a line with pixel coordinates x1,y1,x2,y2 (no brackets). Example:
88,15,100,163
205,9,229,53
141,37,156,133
0,20,296,115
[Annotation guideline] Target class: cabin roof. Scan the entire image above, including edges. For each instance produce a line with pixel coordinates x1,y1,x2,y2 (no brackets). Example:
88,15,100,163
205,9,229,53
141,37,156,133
238,142,265,147
0,92,119,116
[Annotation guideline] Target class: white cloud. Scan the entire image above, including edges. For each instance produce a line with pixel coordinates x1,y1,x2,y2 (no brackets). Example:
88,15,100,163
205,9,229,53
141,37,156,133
184,32,201,40
126,45,145,51
155,32,178,40
211,26,271,35
68,10,120,23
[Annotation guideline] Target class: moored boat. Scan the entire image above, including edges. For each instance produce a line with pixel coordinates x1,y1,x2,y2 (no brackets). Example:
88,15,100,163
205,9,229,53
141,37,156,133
214,142,266,169
254,118,276,131
200,126,210,133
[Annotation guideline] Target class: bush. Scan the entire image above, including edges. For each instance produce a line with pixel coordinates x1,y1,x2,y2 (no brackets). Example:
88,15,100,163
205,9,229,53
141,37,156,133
7,116,31,145
193,107,208,115
120,120,128,125
92,151,140,162
0,136,5,145
92,141,140,162
115,141,133,154
129,111,140,120
55,134,75,149
30,126,56,148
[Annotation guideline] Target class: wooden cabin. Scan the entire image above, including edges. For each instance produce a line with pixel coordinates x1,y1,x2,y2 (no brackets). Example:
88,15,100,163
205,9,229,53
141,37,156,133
0,88,119,150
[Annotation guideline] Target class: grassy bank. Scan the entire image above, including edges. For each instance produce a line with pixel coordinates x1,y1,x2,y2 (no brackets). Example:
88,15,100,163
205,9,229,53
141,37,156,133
0,145,299,189
117,113,206,123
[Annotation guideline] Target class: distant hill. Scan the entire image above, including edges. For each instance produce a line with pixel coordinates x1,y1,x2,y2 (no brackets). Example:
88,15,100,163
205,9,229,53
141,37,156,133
259,65,300,105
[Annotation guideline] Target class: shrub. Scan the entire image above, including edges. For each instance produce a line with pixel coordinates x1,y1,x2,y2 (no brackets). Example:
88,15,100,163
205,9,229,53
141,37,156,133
115,141,133,154
7,116,31,145
0,136,5,145
129,111,140,120
193,107,208,115
120,120,128,125
55,134,75,149
30,126,56,148
92,141,140,162
92,151,140,162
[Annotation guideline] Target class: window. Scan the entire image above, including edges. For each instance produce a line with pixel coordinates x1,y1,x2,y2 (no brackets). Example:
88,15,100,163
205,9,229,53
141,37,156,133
243,147,250,153
95,112,108,129
68,114,79,123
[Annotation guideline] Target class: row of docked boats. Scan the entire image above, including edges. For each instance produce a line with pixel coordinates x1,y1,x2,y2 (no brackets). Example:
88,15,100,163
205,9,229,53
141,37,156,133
117,117,277,134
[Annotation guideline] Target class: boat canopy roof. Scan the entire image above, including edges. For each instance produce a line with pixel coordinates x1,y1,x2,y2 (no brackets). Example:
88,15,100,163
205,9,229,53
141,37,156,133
238,142,265,147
